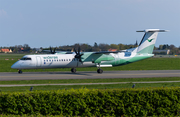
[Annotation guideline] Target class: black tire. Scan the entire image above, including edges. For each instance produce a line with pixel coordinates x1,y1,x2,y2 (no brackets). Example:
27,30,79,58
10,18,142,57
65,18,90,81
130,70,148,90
71,68,76,73
97,69,103,74
18,70,22,74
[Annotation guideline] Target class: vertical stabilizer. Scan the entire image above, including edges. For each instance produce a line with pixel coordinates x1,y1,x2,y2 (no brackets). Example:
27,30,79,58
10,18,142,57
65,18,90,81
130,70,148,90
137,29,168,54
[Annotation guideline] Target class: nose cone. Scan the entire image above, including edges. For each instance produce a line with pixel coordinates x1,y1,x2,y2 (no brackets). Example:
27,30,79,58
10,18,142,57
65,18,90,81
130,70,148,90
11,62,20,69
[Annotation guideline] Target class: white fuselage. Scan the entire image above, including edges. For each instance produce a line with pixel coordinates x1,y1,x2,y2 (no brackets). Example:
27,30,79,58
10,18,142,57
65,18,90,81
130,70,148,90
11,54,96,69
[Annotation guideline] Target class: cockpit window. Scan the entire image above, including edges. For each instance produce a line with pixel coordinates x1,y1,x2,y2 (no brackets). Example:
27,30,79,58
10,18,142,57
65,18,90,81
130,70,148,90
20,57,32,60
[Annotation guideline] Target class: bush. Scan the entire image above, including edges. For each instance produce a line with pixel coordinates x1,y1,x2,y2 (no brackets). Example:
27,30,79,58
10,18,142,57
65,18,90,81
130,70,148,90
0,87,180,116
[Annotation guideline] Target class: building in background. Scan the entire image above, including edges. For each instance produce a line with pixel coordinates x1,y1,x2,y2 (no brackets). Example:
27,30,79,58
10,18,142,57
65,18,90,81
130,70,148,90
153,49,170,55
108,48,117,52
0,49,12,53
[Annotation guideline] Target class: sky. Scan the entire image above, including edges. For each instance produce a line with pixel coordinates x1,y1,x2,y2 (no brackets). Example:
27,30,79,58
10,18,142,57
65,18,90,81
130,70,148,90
0,0,180,48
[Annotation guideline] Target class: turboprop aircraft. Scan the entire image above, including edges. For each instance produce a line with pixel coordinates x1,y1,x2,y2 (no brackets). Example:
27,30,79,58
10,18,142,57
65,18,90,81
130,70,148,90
11,29,168,74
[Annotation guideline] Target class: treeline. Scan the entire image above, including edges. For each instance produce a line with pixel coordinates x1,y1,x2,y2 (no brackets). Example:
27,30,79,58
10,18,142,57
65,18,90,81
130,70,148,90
45,43,180,55
154,44,180,55
50,42,139,52
1,43,180,55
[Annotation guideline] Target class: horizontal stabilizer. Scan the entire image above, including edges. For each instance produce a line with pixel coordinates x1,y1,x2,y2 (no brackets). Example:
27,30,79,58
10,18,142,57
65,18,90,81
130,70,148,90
137,29,169,32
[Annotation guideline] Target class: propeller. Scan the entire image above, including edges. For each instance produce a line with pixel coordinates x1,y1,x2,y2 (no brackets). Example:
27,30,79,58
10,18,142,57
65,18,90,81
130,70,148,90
50,47,56,54
74,46,83,66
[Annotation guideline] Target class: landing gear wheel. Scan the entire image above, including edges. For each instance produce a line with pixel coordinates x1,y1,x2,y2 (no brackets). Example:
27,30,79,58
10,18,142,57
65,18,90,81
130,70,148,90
18,70,22,74
71,68,76,73
97,69,103,74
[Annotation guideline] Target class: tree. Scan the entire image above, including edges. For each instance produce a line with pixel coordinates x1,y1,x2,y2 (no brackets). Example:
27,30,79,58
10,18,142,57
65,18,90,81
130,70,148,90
99,43,110,51
110,44,119,50
94,42,98,48
134,40,138,47
169,44,175,50
118,43,125,50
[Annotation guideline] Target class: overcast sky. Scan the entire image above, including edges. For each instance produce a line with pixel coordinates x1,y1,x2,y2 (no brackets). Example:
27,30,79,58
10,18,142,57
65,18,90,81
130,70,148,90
0,0,179,48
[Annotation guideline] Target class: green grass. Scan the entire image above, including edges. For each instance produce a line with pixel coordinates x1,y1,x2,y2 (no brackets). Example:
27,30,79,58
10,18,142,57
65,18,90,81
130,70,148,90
1,53,180,72
0,77,180,84
1,82,180,92
1,77,180,92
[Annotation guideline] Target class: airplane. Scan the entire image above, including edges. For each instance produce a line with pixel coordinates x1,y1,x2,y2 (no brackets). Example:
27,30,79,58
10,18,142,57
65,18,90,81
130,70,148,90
11,29,168,74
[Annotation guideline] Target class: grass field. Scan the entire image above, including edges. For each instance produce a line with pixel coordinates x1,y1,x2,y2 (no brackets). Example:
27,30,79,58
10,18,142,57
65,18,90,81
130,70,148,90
0,54,180,92
1,77,180,92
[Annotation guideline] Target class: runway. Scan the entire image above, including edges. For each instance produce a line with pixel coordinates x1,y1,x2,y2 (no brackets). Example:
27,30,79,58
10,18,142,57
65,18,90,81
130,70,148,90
0,70,180,81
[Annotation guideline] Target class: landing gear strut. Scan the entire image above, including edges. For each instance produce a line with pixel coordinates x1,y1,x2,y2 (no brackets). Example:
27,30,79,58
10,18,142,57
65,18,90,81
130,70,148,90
71,68,76,73
97,63,103,74
18,70,22,74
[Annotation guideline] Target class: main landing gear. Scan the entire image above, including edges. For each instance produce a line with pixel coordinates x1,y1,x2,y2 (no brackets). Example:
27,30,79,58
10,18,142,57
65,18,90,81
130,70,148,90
97,68,103,74
18,70,22,74
71,68,76,73
71,68,103,74
97,63,103,74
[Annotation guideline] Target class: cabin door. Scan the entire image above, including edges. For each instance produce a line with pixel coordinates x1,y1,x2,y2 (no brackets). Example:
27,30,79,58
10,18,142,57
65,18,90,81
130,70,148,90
36,56,42,67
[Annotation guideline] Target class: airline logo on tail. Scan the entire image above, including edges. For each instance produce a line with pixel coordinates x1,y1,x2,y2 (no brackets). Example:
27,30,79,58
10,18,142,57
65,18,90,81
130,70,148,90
147,38,154,42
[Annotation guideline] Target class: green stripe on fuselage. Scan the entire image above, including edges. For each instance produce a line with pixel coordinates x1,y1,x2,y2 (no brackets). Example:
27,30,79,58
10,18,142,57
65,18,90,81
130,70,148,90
101,54,153,66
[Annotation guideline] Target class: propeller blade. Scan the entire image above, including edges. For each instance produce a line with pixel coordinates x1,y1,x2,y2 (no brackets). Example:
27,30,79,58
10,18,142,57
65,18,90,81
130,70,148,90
78,46,80,54
74,46,83,65
74,48,78,55
49,46,56,54
50,47,52,53
53,48,56,54
76,59,78,67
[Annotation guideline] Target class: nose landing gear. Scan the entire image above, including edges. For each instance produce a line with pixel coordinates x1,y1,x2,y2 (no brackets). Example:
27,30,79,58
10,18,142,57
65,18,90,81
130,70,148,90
18,70,22,74
71,68,76,73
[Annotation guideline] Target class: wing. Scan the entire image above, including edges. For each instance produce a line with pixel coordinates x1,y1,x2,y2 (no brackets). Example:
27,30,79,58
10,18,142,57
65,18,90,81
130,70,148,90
81,51,119,63
93,50,126,54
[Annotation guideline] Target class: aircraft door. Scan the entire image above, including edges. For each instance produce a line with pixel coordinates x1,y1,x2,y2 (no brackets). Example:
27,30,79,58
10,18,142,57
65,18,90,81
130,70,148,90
36,56,42,67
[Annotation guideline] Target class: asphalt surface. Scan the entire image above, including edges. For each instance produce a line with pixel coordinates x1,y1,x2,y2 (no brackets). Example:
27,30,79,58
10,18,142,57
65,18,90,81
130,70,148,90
0,70,180,81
